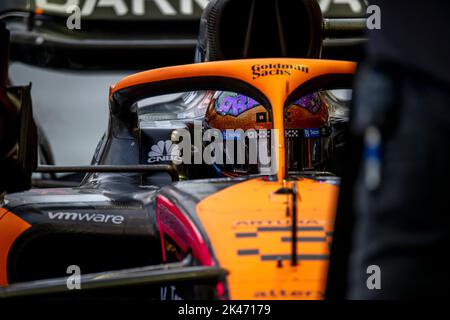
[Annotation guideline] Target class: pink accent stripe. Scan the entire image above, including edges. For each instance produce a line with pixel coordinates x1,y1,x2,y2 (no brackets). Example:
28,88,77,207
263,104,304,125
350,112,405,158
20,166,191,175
156,195,214,266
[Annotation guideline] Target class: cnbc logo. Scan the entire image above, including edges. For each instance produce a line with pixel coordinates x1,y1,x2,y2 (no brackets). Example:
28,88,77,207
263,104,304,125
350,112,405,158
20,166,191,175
148,140,182,164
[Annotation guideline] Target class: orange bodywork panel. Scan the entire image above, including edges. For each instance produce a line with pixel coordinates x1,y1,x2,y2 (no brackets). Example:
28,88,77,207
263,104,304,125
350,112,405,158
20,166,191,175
196,178,338,300
0,208,31,286
111,58,356,181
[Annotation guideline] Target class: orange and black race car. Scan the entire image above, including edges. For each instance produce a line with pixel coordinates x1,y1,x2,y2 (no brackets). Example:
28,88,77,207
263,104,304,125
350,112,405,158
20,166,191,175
0,0,361,300
0,58,356,300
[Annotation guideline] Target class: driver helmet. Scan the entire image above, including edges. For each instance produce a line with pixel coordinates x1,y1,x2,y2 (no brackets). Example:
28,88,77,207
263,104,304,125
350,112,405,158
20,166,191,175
203,91,332,177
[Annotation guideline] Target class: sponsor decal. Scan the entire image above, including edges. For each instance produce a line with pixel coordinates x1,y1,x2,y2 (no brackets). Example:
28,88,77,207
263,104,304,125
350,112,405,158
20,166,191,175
148,140,182,163
232,219,323,229
285,129,300,138
252,63,309,80
35,0,208,17
303,128,321,139
218,129,271,142
215,93,259,117
254,289,324,299
35,0,367,19
319,0,364,15
285,127,330,139
221,130,244,141
46,211,125,224
232,220,330,264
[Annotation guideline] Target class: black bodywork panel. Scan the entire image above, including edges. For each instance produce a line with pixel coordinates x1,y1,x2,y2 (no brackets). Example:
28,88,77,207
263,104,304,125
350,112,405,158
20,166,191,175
2,174,241,299
4,175,161,282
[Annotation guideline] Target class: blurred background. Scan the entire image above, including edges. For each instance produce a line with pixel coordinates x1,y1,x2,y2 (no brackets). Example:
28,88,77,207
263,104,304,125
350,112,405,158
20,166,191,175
9,65,128,164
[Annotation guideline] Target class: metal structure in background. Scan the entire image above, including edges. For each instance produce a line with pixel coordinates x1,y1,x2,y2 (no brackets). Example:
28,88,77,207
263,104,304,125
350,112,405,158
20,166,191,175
0,0,368,70
323,18,366,38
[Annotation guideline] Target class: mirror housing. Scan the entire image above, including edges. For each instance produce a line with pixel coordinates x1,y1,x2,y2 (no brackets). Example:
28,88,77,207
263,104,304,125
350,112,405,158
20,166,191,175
1,21,37,194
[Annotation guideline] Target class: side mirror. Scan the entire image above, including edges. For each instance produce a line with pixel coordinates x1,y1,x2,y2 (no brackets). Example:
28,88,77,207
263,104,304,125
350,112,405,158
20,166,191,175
0,21,37,194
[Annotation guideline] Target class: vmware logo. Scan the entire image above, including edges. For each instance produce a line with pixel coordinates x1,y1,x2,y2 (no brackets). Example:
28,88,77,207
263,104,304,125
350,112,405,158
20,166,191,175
148,140,182,164
46,212,125,225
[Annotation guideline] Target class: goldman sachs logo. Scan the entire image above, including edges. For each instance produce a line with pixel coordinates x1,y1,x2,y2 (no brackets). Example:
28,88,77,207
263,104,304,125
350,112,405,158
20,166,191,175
251,64,309,80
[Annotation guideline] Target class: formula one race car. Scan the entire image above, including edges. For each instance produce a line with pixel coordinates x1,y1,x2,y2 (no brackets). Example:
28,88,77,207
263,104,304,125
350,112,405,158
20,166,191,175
0,0,360,300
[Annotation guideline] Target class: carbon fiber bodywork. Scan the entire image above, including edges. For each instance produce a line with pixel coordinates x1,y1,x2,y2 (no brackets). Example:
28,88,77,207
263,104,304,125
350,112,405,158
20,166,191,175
2,172,242,300
3,175,161,282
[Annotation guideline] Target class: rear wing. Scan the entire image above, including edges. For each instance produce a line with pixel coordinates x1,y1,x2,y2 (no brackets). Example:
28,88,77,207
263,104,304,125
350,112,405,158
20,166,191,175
0,4,201,70
0,5,368,70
